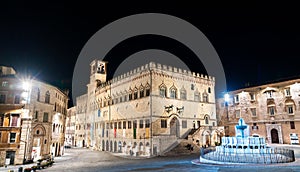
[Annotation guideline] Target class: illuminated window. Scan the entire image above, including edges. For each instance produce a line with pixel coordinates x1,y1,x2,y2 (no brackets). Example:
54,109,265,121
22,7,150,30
10,133,16,143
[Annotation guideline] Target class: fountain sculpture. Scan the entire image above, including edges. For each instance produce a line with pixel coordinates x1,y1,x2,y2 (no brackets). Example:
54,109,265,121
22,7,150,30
199,118,295,164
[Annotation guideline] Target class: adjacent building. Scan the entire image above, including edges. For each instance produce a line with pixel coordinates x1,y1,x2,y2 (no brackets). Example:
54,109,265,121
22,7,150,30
66,107,76,146
74,60,222,157
217,78,300,144
0,66,68,166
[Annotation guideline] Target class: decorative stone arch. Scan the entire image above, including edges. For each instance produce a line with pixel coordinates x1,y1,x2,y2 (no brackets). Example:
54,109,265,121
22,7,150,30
169,84,178,99
169,114,180,138
203,114,210,125
284,98,296,112
201,130,212,146
266,124,283,144
159,82,167,97
33,124,46,136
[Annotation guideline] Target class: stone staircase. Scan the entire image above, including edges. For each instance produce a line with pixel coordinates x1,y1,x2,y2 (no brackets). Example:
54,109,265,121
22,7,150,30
163,139,200,156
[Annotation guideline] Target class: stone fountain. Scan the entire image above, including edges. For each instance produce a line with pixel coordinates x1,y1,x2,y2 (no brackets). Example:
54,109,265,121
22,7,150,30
199,118,295,164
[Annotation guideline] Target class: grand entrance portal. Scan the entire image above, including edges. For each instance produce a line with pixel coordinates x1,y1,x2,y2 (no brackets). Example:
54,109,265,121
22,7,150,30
271,128,279,143
170,117,180,137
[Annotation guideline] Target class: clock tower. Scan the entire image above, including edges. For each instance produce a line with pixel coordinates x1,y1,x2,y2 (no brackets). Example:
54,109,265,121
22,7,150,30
89,60,107,84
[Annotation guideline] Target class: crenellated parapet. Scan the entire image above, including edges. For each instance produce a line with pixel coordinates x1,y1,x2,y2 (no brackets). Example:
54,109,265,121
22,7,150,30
96,62,215,90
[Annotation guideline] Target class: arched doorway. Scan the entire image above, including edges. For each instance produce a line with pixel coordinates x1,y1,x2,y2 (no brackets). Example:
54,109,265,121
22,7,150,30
110,141,113,152
170,117,180,137
102,140,105,151
106,140,109,151
271,128,279,143
114,141,117,152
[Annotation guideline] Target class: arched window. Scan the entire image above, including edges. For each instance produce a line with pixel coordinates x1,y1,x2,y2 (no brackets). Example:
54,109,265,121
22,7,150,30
194,91,200,102
267,100,276,116
37,88,40,101
45,91,50,103
159,84,167,97
145,83,150,96
129,88,133,100
169,85,177,99
180,88,186,100
205,115,209,125
208,87,211,93
139,85,144,98
134,87,138,99
203,93,208,102
285,99,296,114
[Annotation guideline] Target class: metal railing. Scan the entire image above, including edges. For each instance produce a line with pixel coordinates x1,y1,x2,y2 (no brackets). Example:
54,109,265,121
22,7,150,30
201,147,295,164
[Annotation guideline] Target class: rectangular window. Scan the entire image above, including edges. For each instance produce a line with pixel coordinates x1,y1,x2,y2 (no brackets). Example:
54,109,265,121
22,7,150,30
140,90,144,98
250,108,257,116
123,121,126,129
114,122,117,129
266,91,273,98
0,114,4,126
161,119,167,128
43,112,48,122
285,88,291,96
290,121,295,129
234,95,239,103
250,93,255,101
34,111,38,120
10,133,16,143
128,121,132,129
11,114,19,127
288,105,294,114
120,96,123,103
139,120,144,128
180,91,186,100
268,106,275,115
252,123,259,130
129,94,132,100
235,110,240,118
160,88,166,97
133,120,137,129
124,95,128,101
194,94,200,102
145,119,150,128
118,122,122,129
134,91,138,99
1,81,8,87
182,120,187,128
0,94,6,104
14,95,20,104
146,88,150,96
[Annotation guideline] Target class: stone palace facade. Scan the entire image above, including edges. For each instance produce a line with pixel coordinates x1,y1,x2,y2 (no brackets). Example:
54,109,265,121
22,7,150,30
0,66,68,166
74,60,223,157
217,78,300,144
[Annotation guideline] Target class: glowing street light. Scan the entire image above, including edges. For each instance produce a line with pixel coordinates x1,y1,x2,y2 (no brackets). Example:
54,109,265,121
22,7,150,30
22,81,31,91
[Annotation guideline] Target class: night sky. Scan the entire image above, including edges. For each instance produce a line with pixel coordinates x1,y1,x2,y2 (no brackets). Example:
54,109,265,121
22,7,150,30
0,2,299,106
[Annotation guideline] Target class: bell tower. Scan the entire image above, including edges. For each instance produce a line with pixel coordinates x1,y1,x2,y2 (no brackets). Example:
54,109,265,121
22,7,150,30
90,60,107,84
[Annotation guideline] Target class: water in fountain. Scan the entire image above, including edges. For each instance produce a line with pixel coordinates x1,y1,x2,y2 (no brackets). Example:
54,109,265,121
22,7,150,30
199,118,295,164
